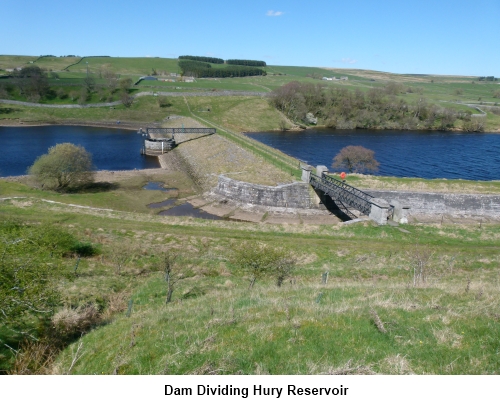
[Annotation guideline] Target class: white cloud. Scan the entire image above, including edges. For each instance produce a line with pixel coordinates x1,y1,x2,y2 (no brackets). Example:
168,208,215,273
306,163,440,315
266,10,284,17
341,58,357,64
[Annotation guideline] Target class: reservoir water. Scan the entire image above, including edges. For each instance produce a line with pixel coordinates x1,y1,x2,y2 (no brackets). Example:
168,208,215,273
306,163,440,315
1,126,499,181
247,129,500,181
0,126,159,177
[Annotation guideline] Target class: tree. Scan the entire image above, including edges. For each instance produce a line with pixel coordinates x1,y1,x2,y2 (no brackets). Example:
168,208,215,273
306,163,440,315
332,145,379,173
28,143,94,190
103,69,118,93
158,252,183,304
233,242,296,288
96,85,107,101
78,87,89,104
56,88,67,99
462,117,486,132
120,91,134,107
119,77,133,91
12,66,50,101
83,75,96,94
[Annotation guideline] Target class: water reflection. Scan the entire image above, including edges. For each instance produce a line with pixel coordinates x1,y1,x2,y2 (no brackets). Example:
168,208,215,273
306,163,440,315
142,182,178,192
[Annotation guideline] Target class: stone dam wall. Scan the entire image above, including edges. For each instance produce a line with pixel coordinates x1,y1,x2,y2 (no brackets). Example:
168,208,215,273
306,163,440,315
216,175,316,209
366,190,500,218
214,176,500,218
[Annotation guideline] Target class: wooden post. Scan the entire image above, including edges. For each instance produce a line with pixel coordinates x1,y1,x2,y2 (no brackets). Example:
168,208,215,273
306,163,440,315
322,271,329,284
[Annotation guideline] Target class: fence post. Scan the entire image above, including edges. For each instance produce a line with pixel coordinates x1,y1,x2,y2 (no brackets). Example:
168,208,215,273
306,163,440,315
126,299,133,317
315,292,324,303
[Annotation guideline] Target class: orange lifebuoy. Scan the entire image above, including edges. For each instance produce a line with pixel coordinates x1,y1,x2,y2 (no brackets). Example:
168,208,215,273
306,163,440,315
340,172,346,180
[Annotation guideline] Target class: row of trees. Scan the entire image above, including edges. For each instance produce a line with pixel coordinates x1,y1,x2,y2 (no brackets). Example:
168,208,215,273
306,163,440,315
269,81,482,131
178,60,266,78
178,55,224,64
178,56,266,67
226,59,266,67
478,76,497,81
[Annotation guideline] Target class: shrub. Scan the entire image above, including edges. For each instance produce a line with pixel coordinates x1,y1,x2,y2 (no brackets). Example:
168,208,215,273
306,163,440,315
69,241,100,257
233,242,296,287
28,143,94,190
158,96,172,108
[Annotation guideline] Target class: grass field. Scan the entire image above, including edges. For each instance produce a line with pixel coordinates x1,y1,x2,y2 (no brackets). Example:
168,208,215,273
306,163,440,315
66,57,181,76
2,54,499,131
1,184,499,374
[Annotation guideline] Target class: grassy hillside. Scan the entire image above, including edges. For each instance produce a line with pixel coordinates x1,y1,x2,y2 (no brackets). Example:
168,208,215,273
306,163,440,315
65,57,180,75
1,55,499,132
1,180,499,374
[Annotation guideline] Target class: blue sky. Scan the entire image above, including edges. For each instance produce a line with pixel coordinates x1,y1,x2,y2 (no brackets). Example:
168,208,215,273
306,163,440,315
2,0,499,76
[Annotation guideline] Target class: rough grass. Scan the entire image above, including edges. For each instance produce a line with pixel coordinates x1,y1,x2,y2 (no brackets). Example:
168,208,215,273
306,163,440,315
173,133,295,189
2,181,500,375
184,96,284,132
0,55,35,70
0,96,190,126
52,260,500,375
340,174,500,194
0,169,196,213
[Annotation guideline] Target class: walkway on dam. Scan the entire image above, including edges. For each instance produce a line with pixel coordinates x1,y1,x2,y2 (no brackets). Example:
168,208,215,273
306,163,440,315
304,166,396,223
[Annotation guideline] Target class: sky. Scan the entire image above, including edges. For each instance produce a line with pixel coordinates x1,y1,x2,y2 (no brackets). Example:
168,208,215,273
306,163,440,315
1,0,499,76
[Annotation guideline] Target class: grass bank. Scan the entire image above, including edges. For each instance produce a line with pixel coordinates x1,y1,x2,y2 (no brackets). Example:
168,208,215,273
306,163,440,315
1,194,499,374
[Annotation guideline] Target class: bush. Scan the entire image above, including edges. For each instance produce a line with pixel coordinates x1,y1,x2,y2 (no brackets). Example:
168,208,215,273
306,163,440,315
28,143,94,190
233,242,296,287
69,241,100,257
158,96,172,108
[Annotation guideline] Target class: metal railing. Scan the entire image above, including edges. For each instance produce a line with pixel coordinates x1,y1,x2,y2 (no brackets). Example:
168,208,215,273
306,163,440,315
309,173,375,216
146,127,216,136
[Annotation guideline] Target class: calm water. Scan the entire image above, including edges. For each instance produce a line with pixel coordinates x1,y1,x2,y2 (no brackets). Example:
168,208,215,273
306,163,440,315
0,126,160,176
247,129,500,181
142,182,178,192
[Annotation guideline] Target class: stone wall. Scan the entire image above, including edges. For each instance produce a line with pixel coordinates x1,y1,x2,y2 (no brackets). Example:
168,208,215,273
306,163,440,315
366,190,500,218
216,175,315,209
215,176,500,218
144,138,175,151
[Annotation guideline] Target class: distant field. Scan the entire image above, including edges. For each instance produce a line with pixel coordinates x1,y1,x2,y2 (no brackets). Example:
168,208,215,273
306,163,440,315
136,79,270,92
34,56,82,71
1,55,499,131
0,55,36,69
66,57,181,75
